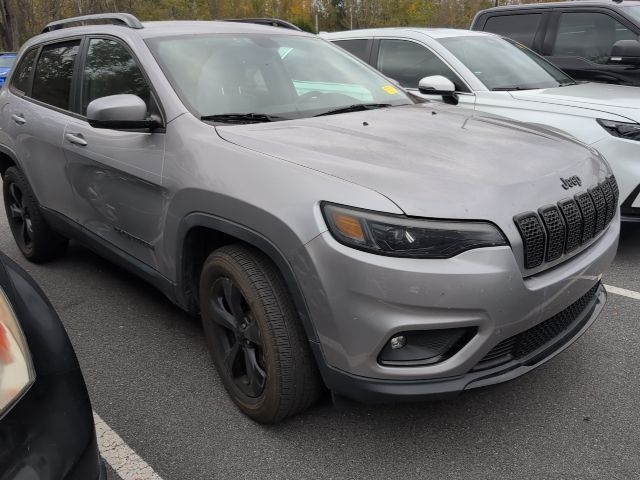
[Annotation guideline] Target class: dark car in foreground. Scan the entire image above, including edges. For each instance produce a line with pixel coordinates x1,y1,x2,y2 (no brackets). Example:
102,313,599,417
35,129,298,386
0,53,16,88
0,252,106,479
472,1,640,86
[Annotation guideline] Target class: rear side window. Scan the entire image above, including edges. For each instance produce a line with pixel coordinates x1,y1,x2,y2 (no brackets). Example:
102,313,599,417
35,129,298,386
483,14,543,48
10,49,37,94
553,12,637,63
32,40,81,110
376,39,467,92
82,38,151,115
333,39,370,62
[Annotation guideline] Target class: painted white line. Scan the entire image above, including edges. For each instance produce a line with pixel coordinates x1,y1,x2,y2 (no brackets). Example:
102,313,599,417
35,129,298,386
93,412,164,480
605,284,640,301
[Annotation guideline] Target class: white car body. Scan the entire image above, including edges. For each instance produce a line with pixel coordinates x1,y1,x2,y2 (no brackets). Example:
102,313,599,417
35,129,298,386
322,28,640,221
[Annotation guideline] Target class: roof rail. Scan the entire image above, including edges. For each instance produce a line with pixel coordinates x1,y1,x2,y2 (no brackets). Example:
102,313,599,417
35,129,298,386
42,13,143,33
224,18,302,31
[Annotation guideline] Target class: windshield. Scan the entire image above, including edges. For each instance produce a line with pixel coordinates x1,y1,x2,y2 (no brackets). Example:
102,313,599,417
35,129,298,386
0,56,15,69
623,5,640,23
438,35,575,91
146,34,413,122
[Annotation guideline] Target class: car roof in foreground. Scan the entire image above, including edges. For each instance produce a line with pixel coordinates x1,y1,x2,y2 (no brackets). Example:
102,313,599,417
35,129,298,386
22,20,310,49
479,0,640,12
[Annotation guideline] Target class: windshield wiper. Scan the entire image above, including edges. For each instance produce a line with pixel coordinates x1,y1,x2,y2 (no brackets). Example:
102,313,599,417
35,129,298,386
558,81,577,87
491,86,537,91
200,113,285,124
314,103,392,117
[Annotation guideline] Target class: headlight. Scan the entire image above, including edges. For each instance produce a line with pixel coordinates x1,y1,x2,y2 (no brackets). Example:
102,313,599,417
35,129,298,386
597,118,640,141
0,288,35,417
322,203,507,258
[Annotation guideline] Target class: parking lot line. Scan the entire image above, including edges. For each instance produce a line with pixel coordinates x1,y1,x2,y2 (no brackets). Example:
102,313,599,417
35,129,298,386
604,284,640,301
93,412,164,480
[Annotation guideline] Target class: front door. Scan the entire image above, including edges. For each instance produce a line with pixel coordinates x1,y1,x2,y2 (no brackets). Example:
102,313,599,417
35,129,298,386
62,37,167,269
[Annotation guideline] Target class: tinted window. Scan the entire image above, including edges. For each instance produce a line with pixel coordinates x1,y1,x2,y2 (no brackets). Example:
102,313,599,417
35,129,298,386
333,39,370,62
553,12,637,64
377,39,467,91
483,14,542,47
10,49,37,94
82,38,151,115
32,40,80,110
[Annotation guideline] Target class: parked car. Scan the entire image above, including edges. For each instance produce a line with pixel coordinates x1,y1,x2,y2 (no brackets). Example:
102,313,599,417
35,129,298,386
471,0,640,86
0,251,106,479
0,13,619,423
0,53,16,88
324,28,640,221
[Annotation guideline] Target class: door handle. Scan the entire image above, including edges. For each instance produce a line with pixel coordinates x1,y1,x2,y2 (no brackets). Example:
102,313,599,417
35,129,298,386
11,114,26,125
65,133,88,147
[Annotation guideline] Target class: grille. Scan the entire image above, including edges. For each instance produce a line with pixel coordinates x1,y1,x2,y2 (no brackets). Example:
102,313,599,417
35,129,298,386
474,283,601,371
514,177,618,270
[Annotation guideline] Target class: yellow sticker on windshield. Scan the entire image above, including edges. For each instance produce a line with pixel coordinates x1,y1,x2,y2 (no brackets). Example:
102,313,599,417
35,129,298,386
383,85,399,95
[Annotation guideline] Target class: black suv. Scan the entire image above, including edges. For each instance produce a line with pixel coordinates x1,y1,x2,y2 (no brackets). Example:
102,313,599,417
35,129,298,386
472,1,640,86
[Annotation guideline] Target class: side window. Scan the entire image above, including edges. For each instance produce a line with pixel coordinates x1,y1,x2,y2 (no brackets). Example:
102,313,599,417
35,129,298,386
483,14,543,48
333,39,370,62
82,38,151,115
553,12,637,64
376,39,468,92
32,40,81,110
10,48,38,94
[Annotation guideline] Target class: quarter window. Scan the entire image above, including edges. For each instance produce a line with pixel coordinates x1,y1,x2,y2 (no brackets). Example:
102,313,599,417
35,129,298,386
483,14,543,48
376,39,467,92
553,12,637,64
82,38,151,115
31,40,81,110
10,49,37,94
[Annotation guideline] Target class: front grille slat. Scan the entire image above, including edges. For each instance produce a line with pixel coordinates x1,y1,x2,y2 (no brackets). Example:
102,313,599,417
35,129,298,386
558,199,583,253
589,186,607,234
539,206,566,262
515,214,546,269
475,283,600,370
514,177,617,270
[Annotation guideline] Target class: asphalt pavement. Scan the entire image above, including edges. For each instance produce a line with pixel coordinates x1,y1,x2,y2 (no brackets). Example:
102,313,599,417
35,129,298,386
1,199,639,480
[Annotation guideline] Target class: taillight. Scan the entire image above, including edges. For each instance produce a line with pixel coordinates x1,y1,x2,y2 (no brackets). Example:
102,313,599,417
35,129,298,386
0,288,35,416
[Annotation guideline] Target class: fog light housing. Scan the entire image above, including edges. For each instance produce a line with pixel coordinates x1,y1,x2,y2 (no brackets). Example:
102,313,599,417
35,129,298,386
378,328,476,366
389,335,406,350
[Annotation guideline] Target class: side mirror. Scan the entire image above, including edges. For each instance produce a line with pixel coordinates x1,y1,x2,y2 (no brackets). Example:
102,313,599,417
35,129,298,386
417,75,458,105
610,39,640,65
87,94,159,130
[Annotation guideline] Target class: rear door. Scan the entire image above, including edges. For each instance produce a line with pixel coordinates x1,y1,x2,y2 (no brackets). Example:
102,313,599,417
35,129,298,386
4,39,81,218
62,36,166,269
545,8,640,85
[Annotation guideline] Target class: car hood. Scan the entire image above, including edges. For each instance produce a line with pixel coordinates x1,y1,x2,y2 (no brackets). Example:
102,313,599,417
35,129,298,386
510,82,640,121
216,103,609,223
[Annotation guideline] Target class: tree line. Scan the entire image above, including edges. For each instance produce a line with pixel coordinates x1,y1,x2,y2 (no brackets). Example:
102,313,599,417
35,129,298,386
0,0,554,51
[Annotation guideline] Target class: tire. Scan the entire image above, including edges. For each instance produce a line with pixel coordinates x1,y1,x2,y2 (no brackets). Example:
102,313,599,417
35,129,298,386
2,167,68,262
199,244,322,423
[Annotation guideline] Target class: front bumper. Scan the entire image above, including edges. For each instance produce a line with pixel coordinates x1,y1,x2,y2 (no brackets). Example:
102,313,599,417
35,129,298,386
295,216,617,398
314,284,605,402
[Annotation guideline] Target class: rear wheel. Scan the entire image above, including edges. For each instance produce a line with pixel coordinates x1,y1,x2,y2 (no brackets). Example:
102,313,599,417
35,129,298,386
199,244,322,423
2,167,68,262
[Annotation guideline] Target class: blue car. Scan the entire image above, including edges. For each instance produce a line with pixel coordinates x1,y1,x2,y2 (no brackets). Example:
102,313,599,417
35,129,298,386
0,53,16,87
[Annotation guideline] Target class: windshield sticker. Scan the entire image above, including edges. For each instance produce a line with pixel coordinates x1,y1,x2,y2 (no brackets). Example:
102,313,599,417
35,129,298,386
383,85,399,95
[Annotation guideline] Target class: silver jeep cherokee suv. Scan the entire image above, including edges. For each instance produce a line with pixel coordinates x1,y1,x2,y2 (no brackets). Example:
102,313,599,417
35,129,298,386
0,14,619,423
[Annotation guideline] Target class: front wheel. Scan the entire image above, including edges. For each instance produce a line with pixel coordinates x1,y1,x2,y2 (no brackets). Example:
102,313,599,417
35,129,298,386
2,167,68,262
199,244,322,423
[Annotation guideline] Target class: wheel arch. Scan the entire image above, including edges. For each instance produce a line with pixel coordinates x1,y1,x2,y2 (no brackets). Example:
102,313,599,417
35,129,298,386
0,145,18,177
175,212,320,344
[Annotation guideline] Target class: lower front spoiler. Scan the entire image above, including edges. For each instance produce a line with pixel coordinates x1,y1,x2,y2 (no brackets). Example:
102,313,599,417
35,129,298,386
316,284,606,404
